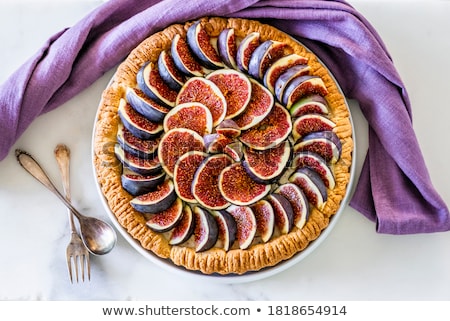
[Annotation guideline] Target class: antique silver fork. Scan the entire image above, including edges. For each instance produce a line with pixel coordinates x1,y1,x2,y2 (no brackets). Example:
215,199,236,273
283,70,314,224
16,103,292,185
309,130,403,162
54,144,90,283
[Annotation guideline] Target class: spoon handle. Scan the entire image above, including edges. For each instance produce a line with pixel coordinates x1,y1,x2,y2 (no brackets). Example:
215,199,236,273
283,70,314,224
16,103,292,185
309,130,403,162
15,149,82,218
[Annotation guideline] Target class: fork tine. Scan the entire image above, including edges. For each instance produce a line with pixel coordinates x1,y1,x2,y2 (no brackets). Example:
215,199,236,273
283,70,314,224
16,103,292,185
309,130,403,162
85,253,91,281
80,254,85,282
67,255,73,284
74,256,80,283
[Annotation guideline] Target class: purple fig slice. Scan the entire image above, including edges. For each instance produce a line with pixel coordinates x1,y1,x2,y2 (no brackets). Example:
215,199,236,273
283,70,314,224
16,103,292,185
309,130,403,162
193,206,219,252
217,28,237,69
274,64,311,103
239,102,292,150
163,102,213,136
205,69,251,119
233,78,274,130
282,75,328,109
250,200,275,243
267,193,294,234
157,50,186,91
169,204,195,245
125,87,170,123
218,163,271,206
292,151,335,189
117,98,163,140
275,183,310,229
289,94,329,117
130,179,177,214
263,53,309,94
136,62,178,107
173,151,208,203
242,140,291,184
171,34,209,77
289,167,328,210
248,40,292,80
215,119,241,138
192,154,233,210
146,198,184,232
226,205,257,250
186,20,224,69
223,141,244,162
157,128,205,177
211,210,237,251
292,114,336,142
293,130,342,163
121,169,166,196
203,133,233,154
176,77,227,127
114,144,162,176
117,123,160,159
236,32,260,72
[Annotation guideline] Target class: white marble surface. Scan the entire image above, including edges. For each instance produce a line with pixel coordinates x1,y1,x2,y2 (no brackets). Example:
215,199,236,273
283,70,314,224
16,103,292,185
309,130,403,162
1,0,450,300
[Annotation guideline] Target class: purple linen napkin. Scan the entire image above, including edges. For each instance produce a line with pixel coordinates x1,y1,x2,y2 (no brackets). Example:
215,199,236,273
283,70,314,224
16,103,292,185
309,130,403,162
0,0,448,234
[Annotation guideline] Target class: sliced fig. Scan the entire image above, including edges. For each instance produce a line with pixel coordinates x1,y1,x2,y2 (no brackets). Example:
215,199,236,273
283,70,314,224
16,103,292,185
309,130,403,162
248,40,292,80
157,128,205,177
171,34,209,77
215,119,241,138
211,210,237,251
217,28,237,69
282,75,328,109
292,114,336,142
157,49,186,90
232,78,274,130
186,20,224,69
176,77,227,127
250,200,275,243
125,87,170,123
169,204,195,245
193,206,219,252
205,69,251,119
121,169,166,196
292,151,336,189
192,154,233,210
130,179,177,214
275,183,310,229
223,141,244,162
289,94,329,117
173,151,208,203
117,98,163,140
136,62,178,107
203,133,233,154
293,130,342,163
163,102,213,136
239,102,292,150
114,144,162,176
146,198,184,232
226,205,257,250
117,123,159,159
236,32,260,72
242,140,291,184
289,167,328,210
218,162,271,206
274,64,311,103
263,53,309,94
267,193,294,234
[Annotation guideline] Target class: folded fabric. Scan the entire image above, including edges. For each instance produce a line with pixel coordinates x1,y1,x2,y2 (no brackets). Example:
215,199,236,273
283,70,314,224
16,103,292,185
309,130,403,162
0,0,448,234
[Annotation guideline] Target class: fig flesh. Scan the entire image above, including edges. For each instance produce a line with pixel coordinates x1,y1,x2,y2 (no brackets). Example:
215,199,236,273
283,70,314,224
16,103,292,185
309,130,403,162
215,119,241,138
223,141,244,162
193,206,219,252
236,32,260,72
163,102,213,136
121,169,166,196
289,94,329,117
114,144,162,176
294,130,342,163
130,179,177,214
126,87,169,123
239,102,292,150
282,75,328,109
289,167,328,210
274,64,311,103
242,140,291,184
218,162,271,206
186,20,224,69
203,133,233,154
146,198,184,232
173,151,208,203
251,200,275,243
292,152,335,189
157,50,186,90
192,154,233,210
217,28,237,69
267,193,294,234
171,34,209,77
169,205,195,245
275,183,310,229
264,53,309,94
205,69,251,119
117,123,159,159
226,205,257,250
211,210,237,251
176,77,227,127
248,40,291,80
292,114,336,142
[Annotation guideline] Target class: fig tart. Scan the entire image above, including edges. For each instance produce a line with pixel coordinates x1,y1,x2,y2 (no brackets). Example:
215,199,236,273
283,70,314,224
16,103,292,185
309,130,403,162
93,17,353,275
